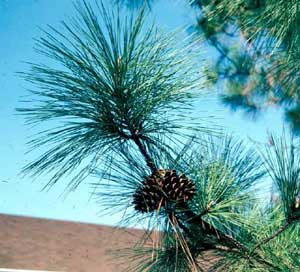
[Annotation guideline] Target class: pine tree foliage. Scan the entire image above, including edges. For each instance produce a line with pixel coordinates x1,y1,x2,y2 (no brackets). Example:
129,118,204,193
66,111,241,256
18,1,300,271
17,0,205,191
101,133,300,271
191,0,300,133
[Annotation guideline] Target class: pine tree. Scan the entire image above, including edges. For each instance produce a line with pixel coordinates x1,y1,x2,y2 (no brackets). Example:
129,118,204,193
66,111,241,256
18,1,300,271
191,0,300,134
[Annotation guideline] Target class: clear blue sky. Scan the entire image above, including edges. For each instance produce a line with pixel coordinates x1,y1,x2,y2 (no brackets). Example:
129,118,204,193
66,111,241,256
0,0,283,226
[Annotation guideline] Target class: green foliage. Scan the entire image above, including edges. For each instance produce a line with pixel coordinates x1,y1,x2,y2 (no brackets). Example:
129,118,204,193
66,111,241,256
218,205,300,271
263,134,300,220
103,132,300,271
18,0,204,191
124,232,195,272
18,1,300,271
188,136,265,231
192,0,300,134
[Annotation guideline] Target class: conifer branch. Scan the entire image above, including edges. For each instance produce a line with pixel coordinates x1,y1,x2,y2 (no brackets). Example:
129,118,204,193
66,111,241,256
252,220,291,251
131,131,157,173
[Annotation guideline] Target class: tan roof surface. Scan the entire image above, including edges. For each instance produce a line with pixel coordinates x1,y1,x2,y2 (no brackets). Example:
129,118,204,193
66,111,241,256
0,214,144,272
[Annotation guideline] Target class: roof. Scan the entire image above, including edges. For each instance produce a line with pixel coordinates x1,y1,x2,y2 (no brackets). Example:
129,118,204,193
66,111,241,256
0,214,144,272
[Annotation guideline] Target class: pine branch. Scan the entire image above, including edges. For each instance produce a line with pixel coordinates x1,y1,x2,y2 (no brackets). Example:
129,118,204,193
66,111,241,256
173,202,279,270
128,135,258,263
18,1,203,191
131,132,157,173
183,206,248,251
252,220,292,251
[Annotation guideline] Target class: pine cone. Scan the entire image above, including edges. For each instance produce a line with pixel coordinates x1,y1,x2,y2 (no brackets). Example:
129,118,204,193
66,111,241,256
132,169,196,213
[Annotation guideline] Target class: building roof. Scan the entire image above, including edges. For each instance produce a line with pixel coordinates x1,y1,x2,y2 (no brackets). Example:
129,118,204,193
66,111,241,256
0,214,145,272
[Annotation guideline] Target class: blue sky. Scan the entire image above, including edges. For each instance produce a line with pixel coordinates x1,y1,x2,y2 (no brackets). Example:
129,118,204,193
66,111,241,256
0,0,283,226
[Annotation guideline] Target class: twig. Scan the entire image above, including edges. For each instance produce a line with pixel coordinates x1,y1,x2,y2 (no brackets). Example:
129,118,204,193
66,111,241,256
252,220,291,251
131,131,157,173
